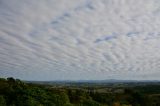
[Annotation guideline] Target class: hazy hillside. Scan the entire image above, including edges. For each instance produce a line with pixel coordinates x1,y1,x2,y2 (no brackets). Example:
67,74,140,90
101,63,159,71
0,77,160,106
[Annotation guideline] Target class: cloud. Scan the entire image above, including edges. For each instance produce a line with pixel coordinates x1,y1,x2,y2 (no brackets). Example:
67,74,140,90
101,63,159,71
0,0,160,80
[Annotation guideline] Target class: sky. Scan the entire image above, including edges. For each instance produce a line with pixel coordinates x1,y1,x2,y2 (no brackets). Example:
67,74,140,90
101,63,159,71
1,0,160,81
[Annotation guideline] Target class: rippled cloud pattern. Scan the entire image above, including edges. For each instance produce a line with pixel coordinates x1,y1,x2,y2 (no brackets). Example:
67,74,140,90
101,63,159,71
1,0,160,80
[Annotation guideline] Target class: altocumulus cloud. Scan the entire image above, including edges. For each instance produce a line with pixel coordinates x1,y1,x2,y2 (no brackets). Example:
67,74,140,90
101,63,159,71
0,0,160,80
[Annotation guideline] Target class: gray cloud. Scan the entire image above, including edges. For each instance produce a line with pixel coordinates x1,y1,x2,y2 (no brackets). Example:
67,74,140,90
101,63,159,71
0,0,160,80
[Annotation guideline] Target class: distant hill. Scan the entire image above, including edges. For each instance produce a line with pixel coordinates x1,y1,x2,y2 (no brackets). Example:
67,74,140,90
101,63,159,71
1,77,160,106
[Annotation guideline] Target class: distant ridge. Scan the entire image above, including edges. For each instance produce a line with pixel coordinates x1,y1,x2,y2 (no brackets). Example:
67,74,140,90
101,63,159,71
25,79,160,83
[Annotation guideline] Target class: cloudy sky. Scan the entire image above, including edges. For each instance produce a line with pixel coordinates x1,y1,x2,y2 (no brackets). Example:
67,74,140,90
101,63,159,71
0,0,160,80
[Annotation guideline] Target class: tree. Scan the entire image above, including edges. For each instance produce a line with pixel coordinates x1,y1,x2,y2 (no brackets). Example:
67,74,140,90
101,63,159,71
7,77,15,83
0,95,6,106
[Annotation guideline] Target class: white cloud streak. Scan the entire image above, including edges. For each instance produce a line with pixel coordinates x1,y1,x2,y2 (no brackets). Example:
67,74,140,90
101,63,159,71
0,0,160,80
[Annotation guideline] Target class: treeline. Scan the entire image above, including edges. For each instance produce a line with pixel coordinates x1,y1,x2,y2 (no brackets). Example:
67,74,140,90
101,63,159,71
0,77,160,106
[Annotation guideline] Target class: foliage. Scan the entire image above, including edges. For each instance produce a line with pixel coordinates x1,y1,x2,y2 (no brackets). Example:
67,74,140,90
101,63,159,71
0,77,160,106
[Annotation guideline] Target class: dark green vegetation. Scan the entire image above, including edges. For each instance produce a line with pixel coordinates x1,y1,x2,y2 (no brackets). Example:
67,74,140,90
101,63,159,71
0,78,160,106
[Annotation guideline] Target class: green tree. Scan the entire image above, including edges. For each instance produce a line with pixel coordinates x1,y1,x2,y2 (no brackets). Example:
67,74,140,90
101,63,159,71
0,95,6,106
